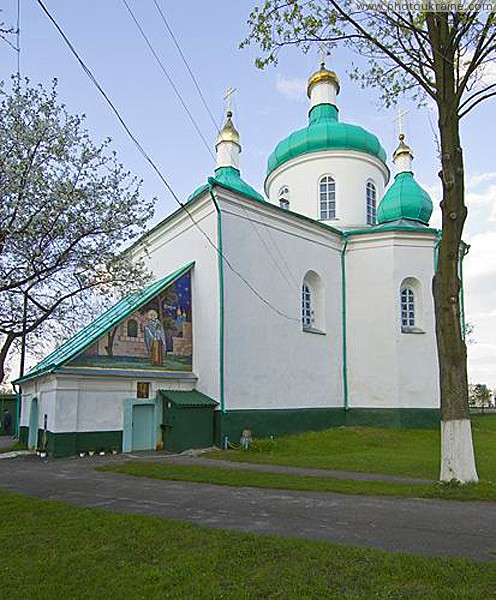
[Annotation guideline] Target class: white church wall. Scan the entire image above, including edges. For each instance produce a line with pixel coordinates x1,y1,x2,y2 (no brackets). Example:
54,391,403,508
218,191,343,411
394,240,439,408
265,150,389,229
346,237,399,408
128,195,221,402
346,231,439,409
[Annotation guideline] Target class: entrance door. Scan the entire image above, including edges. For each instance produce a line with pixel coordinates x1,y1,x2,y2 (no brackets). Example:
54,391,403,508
131,404,154,451
28,398,39,449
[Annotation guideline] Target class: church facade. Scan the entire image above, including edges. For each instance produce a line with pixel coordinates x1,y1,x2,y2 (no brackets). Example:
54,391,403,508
16,64,442,457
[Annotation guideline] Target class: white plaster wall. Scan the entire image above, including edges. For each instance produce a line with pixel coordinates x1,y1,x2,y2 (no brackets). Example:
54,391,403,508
266,151,389,229
218,191,343,410
19,377,57,430
346,231,439,409
49,374,196,433
128,195,220,401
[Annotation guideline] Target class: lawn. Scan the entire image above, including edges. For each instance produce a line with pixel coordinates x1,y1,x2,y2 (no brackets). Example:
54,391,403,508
99,462,496,502
206,415,496,481
1,490,494,599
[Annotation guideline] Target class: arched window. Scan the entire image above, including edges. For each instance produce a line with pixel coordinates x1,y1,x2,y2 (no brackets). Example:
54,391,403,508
301,283,313,328
400,287,415,328
319,176,336,220
366,181,377,225
127,319,138,338
278,185,290,210
301,271,325,332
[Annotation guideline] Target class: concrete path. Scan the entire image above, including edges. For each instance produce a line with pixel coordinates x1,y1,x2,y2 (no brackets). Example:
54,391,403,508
0,454,494,561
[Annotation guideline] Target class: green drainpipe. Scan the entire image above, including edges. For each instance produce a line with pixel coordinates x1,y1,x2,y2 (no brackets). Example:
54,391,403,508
460,242,470,342
208,182,225,413
341,234,349,411
434,229,442,270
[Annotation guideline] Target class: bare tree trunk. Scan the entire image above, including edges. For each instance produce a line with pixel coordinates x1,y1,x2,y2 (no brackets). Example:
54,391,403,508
434,93,478,483
0,334,16,385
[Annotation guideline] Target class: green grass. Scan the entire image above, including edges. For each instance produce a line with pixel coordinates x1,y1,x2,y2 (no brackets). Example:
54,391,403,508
207,416,496,481
1,490,494,599
0,441,27,454
100,462,496,502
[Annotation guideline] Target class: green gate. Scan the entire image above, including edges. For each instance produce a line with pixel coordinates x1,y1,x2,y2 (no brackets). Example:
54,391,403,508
159,390,218,453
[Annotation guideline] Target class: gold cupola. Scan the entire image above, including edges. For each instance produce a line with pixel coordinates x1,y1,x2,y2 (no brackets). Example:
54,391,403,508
307,61,341,99
216,110,241,149
392,134,414,173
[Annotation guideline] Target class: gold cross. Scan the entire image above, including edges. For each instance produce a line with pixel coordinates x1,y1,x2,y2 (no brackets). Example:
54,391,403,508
318,41,327,68
393,107,410,137
223,86,237,114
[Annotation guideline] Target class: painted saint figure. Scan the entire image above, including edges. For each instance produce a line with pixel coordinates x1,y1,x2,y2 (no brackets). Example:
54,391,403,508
144,309,166,366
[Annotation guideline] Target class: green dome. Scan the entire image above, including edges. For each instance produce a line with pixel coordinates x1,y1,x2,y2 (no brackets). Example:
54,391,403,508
188,166,265,204
377,171,433,225
266,104,387,177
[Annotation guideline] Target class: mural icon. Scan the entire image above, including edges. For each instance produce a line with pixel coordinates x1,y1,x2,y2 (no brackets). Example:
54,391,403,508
78,272,192,372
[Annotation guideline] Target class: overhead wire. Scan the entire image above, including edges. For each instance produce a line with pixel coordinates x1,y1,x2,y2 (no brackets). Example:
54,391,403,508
120,0,215,162
152,0,220,133
151,3,300,293
35,0,299,323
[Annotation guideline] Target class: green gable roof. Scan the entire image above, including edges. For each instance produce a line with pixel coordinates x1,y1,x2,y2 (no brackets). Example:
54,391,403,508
158,389,218,408
188,166,265,204
15,262,194,384
266,104,387,181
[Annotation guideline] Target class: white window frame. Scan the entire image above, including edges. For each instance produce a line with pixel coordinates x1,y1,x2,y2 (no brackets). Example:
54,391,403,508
319,175,336,220
366,181,377,225
278,185,290,210
301,283,314,328
400,287,415,329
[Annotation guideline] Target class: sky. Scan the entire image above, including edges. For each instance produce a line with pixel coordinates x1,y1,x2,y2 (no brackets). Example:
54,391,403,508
1,0,495,387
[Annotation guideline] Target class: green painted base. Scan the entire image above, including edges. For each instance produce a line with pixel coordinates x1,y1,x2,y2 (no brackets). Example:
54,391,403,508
18,425,28,445
43,431,122,458
215,407,440,446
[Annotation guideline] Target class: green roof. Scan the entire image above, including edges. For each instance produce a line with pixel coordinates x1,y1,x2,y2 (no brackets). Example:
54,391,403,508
188,166,265,204
14,262,194,384
158,389,218,407
377,172,433,226
266,104,387,181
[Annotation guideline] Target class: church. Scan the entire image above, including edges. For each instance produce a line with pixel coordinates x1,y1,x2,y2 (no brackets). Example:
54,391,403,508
15,62,442,458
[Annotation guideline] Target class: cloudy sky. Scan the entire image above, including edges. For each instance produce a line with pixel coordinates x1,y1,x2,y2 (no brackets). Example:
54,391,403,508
1,0,494,387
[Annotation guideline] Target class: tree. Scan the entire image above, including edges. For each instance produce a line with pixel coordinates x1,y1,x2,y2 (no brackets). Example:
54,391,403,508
244,1,496,482
0,79,154,384
468,383,493,410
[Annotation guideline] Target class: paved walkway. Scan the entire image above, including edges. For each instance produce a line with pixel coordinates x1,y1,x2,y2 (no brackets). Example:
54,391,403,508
0,453,494,561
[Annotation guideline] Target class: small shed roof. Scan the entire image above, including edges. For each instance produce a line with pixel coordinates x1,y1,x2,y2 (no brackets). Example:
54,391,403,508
159,390,218,408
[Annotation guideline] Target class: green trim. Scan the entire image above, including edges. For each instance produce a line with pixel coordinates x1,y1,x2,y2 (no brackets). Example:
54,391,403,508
214,407,440,445
347,223,439,236
266,102,388,183
15,263,195,384
209,187,226,413
460,242,470,341
188,167,265,205
340,236,349,411
158,390,218,408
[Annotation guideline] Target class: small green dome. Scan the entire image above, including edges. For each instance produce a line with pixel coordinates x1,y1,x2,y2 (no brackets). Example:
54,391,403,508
266,104,387,178
377,171,433,225
188,166,265,204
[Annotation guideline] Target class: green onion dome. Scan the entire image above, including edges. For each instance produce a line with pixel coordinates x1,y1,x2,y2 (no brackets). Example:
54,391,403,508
377,171,433,225
188,166,265,204
266,104,387,177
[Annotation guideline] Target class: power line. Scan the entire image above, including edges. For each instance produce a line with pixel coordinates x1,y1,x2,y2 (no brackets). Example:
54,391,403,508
152,0,220,133
120,0,215,162
35,0,298,323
